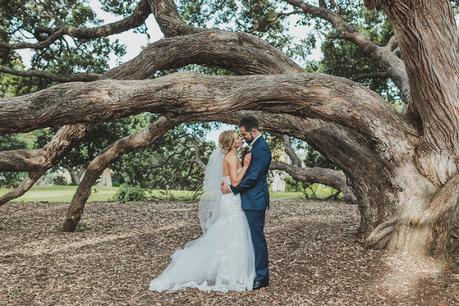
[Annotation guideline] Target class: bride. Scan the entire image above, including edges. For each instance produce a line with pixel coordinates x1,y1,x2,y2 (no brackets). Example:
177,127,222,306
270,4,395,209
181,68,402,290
148,130,256,292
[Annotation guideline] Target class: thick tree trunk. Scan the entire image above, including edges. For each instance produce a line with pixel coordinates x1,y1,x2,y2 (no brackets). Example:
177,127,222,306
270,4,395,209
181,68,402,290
388,173,459,266
382,0,459,183
360,0,459,267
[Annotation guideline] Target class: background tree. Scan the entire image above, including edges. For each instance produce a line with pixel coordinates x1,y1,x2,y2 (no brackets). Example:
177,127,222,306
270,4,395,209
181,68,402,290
112,122,215,191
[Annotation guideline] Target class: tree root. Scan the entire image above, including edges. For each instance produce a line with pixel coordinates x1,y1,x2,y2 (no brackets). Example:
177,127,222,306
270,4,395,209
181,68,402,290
364,217,398,249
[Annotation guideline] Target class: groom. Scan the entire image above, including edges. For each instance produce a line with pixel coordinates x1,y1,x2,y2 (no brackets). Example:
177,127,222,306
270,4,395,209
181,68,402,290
220,116,272,290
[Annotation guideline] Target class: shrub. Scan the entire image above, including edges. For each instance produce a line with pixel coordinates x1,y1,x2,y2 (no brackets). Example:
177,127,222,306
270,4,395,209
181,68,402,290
52,175,68,185
114,184,146,201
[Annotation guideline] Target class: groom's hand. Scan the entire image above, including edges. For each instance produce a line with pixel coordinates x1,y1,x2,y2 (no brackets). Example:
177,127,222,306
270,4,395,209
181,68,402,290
220,182,231,194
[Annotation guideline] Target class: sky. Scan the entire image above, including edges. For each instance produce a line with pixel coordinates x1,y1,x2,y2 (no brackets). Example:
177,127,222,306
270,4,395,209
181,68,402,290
16,0,323,145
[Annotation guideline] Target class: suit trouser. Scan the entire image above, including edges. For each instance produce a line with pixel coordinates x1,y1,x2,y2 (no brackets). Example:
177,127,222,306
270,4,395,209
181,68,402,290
244,209,269,282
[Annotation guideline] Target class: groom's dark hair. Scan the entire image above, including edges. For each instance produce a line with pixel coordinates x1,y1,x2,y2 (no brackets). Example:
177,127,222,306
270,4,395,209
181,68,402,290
240,116,259,131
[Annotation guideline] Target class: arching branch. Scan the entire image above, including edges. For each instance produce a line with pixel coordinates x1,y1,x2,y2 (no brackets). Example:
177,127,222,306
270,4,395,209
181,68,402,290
2,28,301,85
0,124,89,172
105,30,302,79
0,72,416,151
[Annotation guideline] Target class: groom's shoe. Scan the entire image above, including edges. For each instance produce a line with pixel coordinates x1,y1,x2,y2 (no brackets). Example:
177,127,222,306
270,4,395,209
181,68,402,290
253,278,269,290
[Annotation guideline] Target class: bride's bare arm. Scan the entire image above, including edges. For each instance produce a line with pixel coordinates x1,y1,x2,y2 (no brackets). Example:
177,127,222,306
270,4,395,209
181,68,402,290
227,153,252,187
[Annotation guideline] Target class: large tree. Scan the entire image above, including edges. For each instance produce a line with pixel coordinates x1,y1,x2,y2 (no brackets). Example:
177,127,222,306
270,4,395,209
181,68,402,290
0,0,458,269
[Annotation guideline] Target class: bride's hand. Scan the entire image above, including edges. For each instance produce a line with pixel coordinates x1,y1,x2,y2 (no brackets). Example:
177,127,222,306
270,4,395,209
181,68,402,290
243,153,252,168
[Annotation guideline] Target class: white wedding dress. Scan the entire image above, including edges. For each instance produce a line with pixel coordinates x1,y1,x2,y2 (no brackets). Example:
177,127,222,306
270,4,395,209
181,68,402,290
148,170,256,292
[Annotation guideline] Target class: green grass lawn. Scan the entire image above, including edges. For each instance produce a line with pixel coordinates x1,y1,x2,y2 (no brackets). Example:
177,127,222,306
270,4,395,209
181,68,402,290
0,185,117,203
0,185,308,203
301,184,343,200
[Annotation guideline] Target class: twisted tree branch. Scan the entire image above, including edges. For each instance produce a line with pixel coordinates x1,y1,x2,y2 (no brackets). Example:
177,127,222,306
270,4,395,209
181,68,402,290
0,66,101,82
0,0,151,50
0,124,89,206
284,0,410,103
0,72,415,150
270,161,357,204
147,0,200,37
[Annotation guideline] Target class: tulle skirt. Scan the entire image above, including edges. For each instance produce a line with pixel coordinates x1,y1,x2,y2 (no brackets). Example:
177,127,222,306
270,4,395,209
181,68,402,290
149,193,256,292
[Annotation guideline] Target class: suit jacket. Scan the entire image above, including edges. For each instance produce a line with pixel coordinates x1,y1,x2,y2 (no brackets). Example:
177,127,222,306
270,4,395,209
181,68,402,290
230,135,272,211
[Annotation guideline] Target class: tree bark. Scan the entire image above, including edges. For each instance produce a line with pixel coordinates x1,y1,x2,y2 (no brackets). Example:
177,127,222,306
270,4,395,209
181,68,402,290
0,124,89,206
359,0,459,267
0,72,416,148
376,0,459,181
0,124,89,172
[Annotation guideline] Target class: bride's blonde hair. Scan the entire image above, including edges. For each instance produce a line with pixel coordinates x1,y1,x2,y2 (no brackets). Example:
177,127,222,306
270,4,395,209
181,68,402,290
218,130,236,154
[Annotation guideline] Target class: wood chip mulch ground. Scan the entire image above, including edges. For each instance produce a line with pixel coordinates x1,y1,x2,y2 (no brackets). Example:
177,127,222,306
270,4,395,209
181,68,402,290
1,199,458,305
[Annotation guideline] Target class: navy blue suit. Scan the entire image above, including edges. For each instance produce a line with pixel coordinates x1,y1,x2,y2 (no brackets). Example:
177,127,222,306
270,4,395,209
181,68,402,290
230,135,271,283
